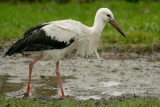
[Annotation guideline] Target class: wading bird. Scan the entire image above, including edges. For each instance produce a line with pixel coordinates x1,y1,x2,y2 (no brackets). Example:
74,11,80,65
3,8,125,99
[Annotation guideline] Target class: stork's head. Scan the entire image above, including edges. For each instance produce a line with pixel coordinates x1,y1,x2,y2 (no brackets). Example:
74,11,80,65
96,8,126,38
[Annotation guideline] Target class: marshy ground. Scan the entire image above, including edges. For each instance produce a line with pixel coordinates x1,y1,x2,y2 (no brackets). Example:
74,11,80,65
0,51,160,100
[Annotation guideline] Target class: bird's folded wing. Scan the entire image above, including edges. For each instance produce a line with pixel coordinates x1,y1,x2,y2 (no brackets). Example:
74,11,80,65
3,23,76,56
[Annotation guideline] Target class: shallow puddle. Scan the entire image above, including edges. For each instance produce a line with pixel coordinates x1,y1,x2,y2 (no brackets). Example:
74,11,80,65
76,95,101,100
0,75,24,94
99,81,121,87
0,74,76,98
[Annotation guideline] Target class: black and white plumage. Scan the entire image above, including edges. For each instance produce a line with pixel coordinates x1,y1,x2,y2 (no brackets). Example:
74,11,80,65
3,8,125,99
3,23,75,57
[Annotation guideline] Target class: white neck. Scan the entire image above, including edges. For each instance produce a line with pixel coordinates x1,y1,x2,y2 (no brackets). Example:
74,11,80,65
90,14,106,34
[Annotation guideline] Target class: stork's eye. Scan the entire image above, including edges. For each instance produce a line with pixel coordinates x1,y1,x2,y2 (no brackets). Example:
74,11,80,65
107,14,111,18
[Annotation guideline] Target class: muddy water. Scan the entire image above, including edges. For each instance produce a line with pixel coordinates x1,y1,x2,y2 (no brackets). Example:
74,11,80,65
0,52,160,100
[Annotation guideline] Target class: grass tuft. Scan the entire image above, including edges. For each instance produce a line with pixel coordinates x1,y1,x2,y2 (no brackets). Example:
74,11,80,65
1,95,160,107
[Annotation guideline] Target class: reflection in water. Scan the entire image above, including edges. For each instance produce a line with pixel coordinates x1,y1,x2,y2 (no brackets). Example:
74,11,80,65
99,81,121,87
0,74,75,97
31,76,76,97
31,76,58,97
0,75,24,95
76,95,101,100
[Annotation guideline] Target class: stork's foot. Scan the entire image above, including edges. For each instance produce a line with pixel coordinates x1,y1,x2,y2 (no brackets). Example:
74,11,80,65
60,96,66,100
22,93,29,99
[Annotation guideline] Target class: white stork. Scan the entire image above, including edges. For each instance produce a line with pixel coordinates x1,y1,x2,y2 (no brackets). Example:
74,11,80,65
3,8,125,99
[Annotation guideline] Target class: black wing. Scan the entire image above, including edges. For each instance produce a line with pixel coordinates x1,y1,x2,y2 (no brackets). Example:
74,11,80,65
24,23,48,37
3,24,75,57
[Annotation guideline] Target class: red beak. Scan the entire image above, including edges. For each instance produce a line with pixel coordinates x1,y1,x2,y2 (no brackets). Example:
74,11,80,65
109,19,126,38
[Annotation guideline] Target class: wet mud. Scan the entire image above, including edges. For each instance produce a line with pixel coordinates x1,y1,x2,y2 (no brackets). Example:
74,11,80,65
0,51,160,100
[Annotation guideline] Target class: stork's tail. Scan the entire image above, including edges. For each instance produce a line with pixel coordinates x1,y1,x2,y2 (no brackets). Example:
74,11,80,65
3,37,29,57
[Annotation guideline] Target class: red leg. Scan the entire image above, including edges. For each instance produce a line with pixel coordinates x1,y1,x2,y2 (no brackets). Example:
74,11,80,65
22,52,44,99
55,61,65,99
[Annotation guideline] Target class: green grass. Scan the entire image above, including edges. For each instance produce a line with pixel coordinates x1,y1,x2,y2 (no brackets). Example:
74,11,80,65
0,1,160,51
1,96,160,107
